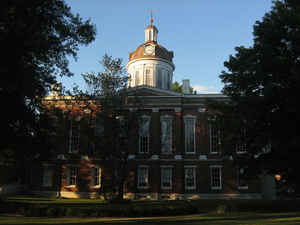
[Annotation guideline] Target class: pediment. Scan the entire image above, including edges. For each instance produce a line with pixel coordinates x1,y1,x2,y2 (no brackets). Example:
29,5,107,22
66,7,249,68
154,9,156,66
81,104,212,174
126,85,181,97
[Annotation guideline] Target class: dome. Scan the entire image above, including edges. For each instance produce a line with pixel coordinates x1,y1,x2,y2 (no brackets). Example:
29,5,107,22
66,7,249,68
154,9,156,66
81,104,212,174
126,20,175,90
145,24,158,32
129,41,174,63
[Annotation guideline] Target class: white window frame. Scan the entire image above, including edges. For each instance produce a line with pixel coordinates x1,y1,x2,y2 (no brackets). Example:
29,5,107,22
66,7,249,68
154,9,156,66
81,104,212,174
91,167,101,187
236,128,247,154
67,166,78,186
210,165,222,190
94,116,104,137
161,166,173,190
160,115,173,154
184,166,196,190
157,69,162,88
42,166,53,187
139,115,150,154
237,167,248,190
69,120,80,153
209,123,221,154
184,115,196,154
135,71,140,86
137,165,149,189
145,68,152,86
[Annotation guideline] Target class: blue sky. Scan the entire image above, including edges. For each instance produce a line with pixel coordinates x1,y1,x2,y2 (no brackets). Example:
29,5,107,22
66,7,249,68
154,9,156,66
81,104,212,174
61,0,273,94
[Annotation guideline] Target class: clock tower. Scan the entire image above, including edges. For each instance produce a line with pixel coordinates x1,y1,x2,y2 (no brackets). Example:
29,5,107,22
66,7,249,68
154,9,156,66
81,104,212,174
126,17,175,90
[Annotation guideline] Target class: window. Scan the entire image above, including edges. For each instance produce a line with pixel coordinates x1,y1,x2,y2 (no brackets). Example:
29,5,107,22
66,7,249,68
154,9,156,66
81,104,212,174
67,167,78,186
236,128,247,154
118,116,128,138
91,167,101,187
43,167,53,187
95,117,104,137
137,166,149,188
184,166,196,190
157,69,162,88
139,116,150,153
209,123,221,154
135,71,140,86
145,68,152,86
161,116,172,154
69,120,80,153
184,116,196,154
167,73,170,89
161,166,172,189
237,167,248,189
210,166,222,190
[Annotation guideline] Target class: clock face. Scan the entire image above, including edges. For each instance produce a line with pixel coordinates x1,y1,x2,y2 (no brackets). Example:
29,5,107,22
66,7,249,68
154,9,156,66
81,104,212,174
144,45,154,55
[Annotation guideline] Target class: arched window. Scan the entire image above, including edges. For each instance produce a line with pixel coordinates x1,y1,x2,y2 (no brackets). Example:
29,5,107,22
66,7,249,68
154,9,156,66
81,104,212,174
135,71,140,86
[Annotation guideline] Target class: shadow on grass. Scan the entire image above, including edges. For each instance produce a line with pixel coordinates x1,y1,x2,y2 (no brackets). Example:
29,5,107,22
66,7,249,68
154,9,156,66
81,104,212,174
1,213,300,225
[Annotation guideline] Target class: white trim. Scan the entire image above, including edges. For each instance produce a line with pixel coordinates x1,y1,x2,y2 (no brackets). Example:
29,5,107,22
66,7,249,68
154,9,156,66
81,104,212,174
137,165,149,189
160,115,173,154
209,123,221,154
184,115,196,154
160,166,173,190
42,166,53,187
210,165,222,190
184,166,197,190
139,115,151,154
91,167,101,188
66,166,78,187
237,167,249,190
68,120,80,153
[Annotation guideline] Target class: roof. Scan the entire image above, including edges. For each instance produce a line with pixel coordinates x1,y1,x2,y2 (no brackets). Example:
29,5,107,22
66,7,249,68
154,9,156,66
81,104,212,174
145,24,158,31
128,41,174,62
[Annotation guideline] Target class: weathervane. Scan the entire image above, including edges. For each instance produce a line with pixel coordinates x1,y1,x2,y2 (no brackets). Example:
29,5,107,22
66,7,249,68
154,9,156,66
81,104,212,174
150,9,158,26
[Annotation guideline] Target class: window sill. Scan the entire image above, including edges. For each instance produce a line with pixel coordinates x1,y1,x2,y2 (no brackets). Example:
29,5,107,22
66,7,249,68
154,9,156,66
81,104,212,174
185,187,196,190
185,152,196,155
236,151,247,154
238,186,248,190
137,186,149,189
211,187,222,190
161,186,172,190
161,152,173,155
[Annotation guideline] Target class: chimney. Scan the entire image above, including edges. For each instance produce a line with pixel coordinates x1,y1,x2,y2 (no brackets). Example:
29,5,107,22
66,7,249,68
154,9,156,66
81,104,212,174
182,79,190,94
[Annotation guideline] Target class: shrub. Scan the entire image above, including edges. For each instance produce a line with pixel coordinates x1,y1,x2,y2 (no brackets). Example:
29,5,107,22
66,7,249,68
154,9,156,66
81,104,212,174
216,204,227,215
46,207,57,217
24,204,43,217
65,208,79,217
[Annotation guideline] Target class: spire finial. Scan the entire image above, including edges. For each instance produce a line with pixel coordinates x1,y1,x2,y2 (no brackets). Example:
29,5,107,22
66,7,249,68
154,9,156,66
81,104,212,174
150,9,158,26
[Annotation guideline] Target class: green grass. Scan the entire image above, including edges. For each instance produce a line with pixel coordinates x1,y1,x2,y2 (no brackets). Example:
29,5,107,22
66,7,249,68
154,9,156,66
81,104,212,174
0,213,300,225
5,196,106,204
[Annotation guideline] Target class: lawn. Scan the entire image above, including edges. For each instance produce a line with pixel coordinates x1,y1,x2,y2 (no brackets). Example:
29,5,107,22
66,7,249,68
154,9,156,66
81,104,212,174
0,213,300,225
1,196,300,224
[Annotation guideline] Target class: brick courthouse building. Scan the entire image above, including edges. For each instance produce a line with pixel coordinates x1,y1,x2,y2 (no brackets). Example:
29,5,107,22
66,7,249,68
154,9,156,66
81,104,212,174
32,20,262,199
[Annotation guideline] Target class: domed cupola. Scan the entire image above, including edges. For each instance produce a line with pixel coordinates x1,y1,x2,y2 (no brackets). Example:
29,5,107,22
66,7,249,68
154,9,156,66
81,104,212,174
126,16,175,90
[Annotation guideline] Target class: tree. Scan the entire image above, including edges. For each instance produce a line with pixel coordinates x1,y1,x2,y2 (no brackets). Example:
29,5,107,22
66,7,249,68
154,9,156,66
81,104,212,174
171,81,194,93
69,54,141,200
217,0,300,193
0,0,96,171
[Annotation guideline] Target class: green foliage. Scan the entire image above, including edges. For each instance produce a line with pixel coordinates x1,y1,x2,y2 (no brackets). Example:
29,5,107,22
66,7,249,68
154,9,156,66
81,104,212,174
0,0,96,181
171,81,194,93
216,0,300,189
69,55,141,200
3,197,300,218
